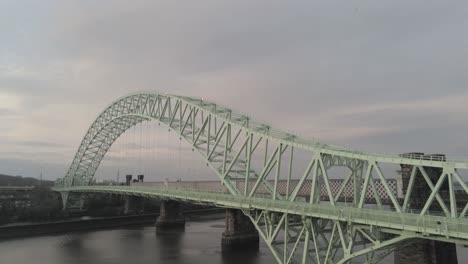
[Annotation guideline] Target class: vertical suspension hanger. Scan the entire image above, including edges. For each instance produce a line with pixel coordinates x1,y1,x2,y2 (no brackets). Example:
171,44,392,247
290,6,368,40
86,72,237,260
167,126,171,181
144,122,147,176
121,126,126,182
115,132,119,183
122,125,126,178
124,124,129,177
137,122,140,176
146,120,150,178
154,120,157,179
155,122,164,181
132,123,136,176
136,122,140,177
151,120,155,179
140,121,144,177
178,132,182,182
148,120,152,177
128,124,132,177
139,121,143,177
113,127,121,184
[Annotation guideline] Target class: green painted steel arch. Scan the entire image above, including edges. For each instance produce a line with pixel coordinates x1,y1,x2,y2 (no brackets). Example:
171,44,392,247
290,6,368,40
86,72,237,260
58,92,468,189
58,92,328,189
59,93,236,188
55,92,468,264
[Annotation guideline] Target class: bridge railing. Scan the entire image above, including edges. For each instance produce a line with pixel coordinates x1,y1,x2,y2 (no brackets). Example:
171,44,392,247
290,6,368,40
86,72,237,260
131,178,399,202
62,185,468,241
399,153,447,161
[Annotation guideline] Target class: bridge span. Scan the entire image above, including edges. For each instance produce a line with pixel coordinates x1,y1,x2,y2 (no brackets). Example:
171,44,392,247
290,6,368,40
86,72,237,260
57,185,468,241
54,92,468,264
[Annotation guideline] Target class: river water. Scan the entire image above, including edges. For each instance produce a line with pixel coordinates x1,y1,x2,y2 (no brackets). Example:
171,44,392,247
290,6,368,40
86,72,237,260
0,218,466,264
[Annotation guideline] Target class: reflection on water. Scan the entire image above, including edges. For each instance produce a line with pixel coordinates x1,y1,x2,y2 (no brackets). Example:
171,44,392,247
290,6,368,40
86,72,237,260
0,219,466,264
0,219,275,264
156,229,185,262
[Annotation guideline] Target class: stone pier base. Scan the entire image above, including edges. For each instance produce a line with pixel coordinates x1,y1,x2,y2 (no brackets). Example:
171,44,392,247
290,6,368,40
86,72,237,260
395,239,458,264
124,196,136,214
124,196,145,215
79,194,86,210
60,192,69,210
156,200,185,232
221,209,259,251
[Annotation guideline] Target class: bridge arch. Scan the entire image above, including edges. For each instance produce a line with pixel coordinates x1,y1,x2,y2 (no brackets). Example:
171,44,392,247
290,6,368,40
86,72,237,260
59,93,368,196
56,92,468,264
58,92,466,199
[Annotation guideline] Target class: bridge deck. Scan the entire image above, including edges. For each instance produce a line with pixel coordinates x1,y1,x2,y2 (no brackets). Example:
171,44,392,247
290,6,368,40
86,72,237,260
55,185,468,244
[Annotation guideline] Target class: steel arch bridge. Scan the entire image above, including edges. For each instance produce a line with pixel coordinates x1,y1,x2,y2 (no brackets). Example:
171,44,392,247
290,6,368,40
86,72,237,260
54,92,468,264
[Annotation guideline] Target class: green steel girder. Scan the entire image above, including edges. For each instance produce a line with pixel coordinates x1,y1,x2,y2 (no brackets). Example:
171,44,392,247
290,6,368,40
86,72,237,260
55,92,468,263
59,93,468,186
55,185,468,263
54,185,468,241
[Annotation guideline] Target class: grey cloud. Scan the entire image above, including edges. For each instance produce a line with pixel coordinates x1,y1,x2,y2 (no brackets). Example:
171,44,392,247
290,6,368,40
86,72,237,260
11,140,70,148
0,108,16,116
1,0,468,179
0,157,67,181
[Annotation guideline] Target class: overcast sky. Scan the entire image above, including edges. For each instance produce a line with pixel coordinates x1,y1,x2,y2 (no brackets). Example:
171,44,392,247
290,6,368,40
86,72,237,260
1,1,468,180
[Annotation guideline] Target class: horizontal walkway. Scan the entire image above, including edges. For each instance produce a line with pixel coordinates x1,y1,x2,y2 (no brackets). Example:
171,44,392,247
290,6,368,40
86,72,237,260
54,185,468,243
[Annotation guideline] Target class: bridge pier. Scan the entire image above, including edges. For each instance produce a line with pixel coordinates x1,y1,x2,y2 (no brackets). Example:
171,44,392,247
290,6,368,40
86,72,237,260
123,196,145,215
395,240,458,264
155,200,185,232
221,209,259,251
60,192,69,210
123,197,132,214
79,194,86,210
395,153,458,264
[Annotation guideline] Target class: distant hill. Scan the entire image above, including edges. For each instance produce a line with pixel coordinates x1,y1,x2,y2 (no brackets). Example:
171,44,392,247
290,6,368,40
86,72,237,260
0,174,53,186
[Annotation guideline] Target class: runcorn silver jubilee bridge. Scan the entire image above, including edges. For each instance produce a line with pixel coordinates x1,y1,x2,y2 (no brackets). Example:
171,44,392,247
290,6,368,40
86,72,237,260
54,92,468,264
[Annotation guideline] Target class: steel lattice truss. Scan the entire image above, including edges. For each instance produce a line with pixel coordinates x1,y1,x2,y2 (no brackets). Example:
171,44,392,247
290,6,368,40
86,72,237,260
55,93,468,264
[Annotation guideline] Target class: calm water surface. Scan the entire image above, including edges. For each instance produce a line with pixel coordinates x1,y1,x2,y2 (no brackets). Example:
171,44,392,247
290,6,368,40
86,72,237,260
0,218,466,264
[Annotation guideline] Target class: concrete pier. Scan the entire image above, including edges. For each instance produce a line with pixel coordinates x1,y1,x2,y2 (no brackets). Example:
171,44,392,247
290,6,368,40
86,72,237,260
123,196,145,214
60,192,69,210
79,194,86,210
123,197,131,214
395,240,458,264
155,200,185,231
221,209,259,251
395,153,458,264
